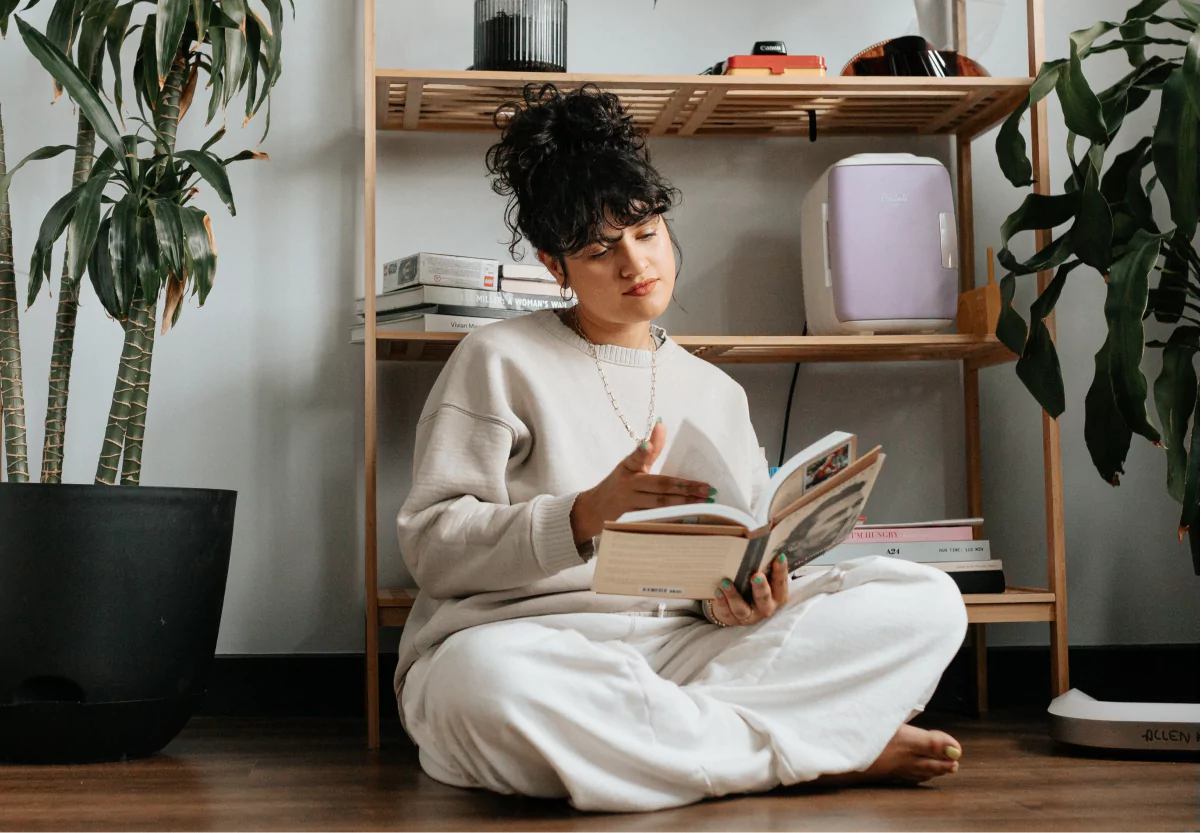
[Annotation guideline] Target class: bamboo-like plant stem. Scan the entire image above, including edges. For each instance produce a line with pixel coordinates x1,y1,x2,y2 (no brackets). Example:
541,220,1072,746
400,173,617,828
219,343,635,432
0,105,30,483
98,54,188,485
156,54,189,153
119,299,155,485
95,311,141,485
39,111,96,483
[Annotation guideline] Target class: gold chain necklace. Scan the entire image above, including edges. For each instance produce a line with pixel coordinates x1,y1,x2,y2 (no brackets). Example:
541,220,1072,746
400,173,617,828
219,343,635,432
572,309,658,443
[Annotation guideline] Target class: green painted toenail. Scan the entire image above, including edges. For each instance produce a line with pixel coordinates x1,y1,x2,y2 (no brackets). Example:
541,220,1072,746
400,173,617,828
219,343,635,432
945,745,961,761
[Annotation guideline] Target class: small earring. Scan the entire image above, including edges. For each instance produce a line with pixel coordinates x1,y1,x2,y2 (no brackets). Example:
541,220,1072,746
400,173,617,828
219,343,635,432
560,281,574,302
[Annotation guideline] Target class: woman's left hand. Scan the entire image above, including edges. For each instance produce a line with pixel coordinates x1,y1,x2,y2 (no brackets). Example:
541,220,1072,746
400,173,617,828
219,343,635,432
709,553,790,627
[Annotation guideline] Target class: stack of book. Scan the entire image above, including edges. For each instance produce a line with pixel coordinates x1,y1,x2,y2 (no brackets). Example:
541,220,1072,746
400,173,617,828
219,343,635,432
350,253,572,342
795,518,1004,594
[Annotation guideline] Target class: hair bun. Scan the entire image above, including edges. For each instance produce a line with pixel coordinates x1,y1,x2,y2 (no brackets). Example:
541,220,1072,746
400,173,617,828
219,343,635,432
486,82,679,259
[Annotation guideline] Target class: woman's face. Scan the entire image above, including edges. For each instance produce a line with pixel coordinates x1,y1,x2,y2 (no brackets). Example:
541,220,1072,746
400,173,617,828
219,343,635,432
539,213,675,328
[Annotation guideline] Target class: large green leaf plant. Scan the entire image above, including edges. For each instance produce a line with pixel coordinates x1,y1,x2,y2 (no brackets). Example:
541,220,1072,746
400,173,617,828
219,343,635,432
994,0,1200,570
0,0,287,487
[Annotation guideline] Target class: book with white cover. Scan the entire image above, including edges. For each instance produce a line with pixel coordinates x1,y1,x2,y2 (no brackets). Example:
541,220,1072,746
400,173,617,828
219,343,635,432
357,285,573,316
499,278,564,296
350,313,499,343
500,263,556,281
594,421,881,599
807,539,992,565
796,559,1003,575
382,253,499,293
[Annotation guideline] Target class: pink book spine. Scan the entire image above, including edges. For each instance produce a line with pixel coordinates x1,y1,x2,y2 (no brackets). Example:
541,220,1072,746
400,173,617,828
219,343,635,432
846,526,975,543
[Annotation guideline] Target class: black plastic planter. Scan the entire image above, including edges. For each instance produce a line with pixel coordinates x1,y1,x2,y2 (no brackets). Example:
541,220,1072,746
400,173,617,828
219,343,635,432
0,483,236,763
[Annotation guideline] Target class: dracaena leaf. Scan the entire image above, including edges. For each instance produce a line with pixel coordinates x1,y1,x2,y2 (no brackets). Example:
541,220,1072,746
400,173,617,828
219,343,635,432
1149,238,1193,323
106,2,135,117
1185,26,1199,112
191,0,206,41
27,184,87,306
1104,229,1164,444
1085,336,1135,484
1101,136,1153,204
1154,327,1199,501
87,214,125,319
223,0,246,106
175,148,234,214
996,59,1066,187
76,0,118,83
1181,415,1199,572
155,0,188,88
243,11,261,121
1057,36,1109,145
996,272,1029,357
67,164,114,285
998,232,1076,277
149,198,184,278
179,205,215,304
1153,67,1200,237
0,143,75,204
1071,155,1114,272
16,16,126,163
108,192,139,313
1016,315,1066,418
200,125,225,151
999,191,1081,252
1031,260,1082,321
135,212,162,304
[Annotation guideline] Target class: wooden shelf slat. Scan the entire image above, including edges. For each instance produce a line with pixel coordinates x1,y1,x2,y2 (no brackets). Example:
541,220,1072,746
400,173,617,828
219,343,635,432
359,330,1016,366
375,69,1032,140
376,586,1055,627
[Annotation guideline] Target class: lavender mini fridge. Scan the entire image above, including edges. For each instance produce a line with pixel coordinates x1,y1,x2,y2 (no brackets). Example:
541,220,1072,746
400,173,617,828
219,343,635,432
801,153,959,335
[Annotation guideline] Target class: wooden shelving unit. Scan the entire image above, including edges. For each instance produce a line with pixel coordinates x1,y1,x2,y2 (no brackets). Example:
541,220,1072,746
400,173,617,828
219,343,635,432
360,0,1068,749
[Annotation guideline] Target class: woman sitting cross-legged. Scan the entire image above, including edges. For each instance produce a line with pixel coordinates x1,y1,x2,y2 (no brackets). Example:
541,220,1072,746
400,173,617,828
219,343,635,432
393,82,969,814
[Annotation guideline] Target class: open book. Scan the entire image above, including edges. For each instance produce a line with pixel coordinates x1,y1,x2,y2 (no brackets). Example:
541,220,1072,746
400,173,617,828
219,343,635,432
594,423,884,600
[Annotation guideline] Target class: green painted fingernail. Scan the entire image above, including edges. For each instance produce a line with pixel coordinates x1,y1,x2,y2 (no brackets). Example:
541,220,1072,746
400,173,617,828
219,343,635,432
655,416,663,425
708,487,718,496
778,553,787,563
715,587,724,598
705,498,715,503
639,441,650,451
754,575,765,584
721,579,732,588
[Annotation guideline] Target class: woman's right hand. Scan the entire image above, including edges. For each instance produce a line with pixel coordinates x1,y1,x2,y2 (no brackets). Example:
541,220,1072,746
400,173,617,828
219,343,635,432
570,421,715,545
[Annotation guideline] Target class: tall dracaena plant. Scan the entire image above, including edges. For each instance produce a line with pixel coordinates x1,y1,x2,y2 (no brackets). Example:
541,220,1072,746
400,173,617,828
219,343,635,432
994,0,1199,569
9,0,284,486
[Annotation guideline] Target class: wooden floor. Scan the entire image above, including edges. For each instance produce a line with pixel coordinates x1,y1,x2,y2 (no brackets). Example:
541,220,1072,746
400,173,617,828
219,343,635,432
1,711,1196,832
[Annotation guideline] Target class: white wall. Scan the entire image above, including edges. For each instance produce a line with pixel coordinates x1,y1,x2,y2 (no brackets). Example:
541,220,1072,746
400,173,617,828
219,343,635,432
2,0,1195,654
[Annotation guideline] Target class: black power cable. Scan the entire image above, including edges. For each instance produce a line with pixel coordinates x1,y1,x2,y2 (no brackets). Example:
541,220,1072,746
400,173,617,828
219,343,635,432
777,323,808,469
778,362,801,469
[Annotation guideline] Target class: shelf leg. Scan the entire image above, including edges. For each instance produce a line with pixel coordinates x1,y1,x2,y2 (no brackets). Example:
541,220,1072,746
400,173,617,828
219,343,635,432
1027,0,1070,697
973,623,988,714
364,0,382,750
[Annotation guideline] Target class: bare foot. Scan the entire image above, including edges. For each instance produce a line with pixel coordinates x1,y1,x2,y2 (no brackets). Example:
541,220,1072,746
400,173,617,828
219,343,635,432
814,724,962,787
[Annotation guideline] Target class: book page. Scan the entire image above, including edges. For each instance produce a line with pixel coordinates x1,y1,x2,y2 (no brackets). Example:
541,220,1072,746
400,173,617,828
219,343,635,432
616,502,756,528
593,531,747,600
766,432,856,521
765,453,885,576
657,419,750,515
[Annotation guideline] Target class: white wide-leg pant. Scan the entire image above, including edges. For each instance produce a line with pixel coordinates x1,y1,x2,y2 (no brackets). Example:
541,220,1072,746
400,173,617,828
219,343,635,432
399,556,969,813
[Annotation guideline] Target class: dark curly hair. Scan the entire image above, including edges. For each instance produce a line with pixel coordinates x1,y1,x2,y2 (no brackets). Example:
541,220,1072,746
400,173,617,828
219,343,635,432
485,83,683,267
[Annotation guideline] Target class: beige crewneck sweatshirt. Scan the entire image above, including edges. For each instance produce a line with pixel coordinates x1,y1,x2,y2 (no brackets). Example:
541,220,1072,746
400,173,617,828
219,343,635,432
393,310,770,699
